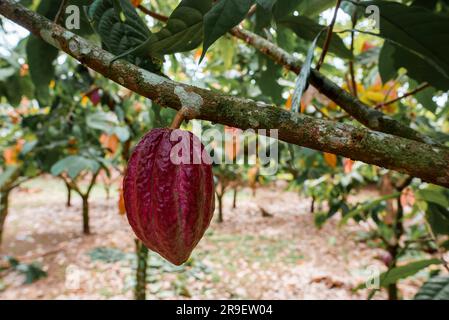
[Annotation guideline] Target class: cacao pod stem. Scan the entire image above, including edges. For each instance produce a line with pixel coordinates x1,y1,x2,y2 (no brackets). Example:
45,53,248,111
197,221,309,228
170,109,187,129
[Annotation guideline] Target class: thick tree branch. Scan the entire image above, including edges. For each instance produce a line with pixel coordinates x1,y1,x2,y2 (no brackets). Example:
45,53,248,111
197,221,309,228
229,28,439,146
1,0,448,188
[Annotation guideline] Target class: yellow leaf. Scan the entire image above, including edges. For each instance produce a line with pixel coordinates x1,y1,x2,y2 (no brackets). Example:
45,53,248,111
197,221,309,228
81,96,89,108
3,147,18,165
323,152,337,168
131,0,143,7
100,133,120,156
364,91,385,103
224,126,240,161
300,100,306,113
285,94,293,110
194,48,203,61
118,187,126,215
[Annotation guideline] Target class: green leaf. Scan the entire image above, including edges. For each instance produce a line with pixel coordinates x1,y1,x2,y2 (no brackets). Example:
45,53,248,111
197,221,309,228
149,0,212,56
417,186,449,207
291,29,324,113
86,111,119,133
25,0,60,106
113,126,130,142
15,262,47,285
273,0,303,20
0,67,15,81
426,203,449,236
87,0,160,72
256,0,277,11
378,41,397,83
297,0,336,17
415,276,449,300
380,259,441,287
279,15,353,59
0,166,20,191
51,156,100,179
202,0,254,61
257,57,284,104
26,37,58,106
359,1,449,90
415,86,439,114
339,192,401,226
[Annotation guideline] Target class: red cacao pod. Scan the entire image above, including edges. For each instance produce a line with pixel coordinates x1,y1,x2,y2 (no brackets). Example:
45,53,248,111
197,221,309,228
123,128,215,265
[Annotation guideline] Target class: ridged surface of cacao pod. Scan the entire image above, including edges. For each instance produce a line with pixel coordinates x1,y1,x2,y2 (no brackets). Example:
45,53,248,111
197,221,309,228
124,128,215,265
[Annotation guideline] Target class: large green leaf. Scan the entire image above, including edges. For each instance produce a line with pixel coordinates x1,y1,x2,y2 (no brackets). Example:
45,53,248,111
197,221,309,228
415,276,449,300
378,41,397,83
279,15,353,59
26,0,60,106
380,259,441,287
361,1,449,90
87,0,160,72
202,0,254,61
88,0,150,54
150,0,212,56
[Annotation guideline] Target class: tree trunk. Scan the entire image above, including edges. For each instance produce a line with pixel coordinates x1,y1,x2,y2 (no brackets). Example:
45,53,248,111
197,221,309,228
217,194,223,223
387,283,398,300
310,196,316,214
134,239,148,300
104,184,111,200
65,181,72,207
82,196,90,235
0,190,10,248
232,187,237,209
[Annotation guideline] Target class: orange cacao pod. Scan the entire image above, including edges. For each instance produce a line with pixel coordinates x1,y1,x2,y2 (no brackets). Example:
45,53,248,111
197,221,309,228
123,128,215,265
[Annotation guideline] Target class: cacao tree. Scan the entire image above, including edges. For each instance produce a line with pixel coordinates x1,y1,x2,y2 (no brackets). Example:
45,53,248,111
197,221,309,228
1,0,449,300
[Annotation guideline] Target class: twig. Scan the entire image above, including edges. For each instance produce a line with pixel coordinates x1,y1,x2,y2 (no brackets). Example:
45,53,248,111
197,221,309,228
247,4,257,18
316,0,343,70
376,83,430,109
54,0,68,25
348,2,359,97
137,5,168,22
170,109,186,129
